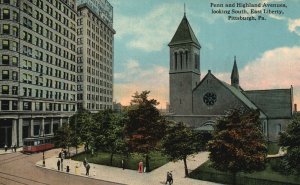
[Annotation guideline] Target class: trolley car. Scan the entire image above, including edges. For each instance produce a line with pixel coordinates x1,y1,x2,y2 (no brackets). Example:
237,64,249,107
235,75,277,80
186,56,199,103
23,136,54,153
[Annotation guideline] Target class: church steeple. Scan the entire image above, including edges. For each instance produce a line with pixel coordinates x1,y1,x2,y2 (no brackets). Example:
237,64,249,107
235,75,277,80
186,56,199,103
168,13,200,47
231,56,239,88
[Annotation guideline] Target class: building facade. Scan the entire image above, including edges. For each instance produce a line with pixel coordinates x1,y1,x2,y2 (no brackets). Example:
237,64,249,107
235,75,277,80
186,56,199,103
0,0,78,147
167,14,294,141
77,1,115,112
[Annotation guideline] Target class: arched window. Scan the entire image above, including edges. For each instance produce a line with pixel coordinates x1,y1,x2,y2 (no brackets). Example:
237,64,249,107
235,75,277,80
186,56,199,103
276,124,282,134
174,52,177,70
185,50,188,68
180,52,183,69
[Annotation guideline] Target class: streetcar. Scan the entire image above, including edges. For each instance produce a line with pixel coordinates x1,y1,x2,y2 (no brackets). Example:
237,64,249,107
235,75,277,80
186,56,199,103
22,136,54,153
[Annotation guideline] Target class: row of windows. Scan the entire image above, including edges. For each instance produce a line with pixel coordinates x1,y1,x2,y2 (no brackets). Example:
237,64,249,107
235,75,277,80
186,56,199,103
1,23,19,37
1,70,18,81
77,102,112,111
1,39,18,51
0,100,76,111
21,73,76,92
173,52,200,70
22,87,75,101
0,55,18,66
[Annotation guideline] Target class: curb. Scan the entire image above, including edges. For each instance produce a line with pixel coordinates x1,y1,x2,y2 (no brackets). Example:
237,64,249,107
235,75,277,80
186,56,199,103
35,162,126,185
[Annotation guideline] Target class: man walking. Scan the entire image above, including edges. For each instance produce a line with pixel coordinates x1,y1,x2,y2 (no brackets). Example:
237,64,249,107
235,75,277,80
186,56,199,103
57,159,61,171
86,163,90,176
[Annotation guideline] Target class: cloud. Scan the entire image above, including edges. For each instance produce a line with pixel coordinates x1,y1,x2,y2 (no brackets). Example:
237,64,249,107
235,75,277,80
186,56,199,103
288,19,300,36
114,3,182,52
114,59,169,107
215,46,300,106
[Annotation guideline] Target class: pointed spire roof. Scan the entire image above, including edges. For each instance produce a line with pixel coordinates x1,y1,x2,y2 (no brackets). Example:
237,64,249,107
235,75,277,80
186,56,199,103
231,56,240,88
168,14,200,47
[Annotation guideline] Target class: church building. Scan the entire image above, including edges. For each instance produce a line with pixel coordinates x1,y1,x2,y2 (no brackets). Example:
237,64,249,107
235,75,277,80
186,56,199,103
167,14,294,141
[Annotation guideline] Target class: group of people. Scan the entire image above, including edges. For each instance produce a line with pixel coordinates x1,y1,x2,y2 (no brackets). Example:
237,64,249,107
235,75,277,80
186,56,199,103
4,144,17,152
57,149,68,172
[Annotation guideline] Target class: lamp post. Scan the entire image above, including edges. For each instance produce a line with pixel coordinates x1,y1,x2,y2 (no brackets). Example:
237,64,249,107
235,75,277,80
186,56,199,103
40,128,45,167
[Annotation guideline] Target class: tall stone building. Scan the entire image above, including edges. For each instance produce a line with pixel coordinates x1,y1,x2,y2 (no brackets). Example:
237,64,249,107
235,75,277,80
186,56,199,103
0,0,78,147
167,14,294,141
77,0,115,112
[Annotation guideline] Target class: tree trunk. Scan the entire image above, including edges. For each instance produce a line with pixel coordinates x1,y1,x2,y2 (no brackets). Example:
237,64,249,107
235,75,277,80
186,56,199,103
183,157,189,177
67,146,70,158
145,154,150,172
110,153,114,166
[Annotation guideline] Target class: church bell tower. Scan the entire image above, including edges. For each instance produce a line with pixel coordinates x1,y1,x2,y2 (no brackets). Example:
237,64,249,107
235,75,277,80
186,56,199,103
169,13,201,115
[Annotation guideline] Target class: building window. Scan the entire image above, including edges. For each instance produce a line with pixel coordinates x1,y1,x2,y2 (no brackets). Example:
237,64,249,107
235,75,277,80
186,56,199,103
2,40,9,50
12,101,18,110
3,24,10,35
276,124,282,134
2,70,9,80
33,125,40,136
13,11,18,21
12,86,18,95
12,57,18,66
1,100,9,110
12,27,18,37
3,9,10,19
23,101,31,110
12,71,18,80
2,55,9,65
2,85,9,94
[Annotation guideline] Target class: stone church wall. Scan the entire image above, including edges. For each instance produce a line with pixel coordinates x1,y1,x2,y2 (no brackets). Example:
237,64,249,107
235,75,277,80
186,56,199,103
193,74,246,115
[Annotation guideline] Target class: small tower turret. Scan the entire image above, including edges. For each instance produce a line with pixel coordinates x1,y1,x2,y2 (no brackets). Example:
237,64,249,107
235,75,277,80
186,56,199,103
231,56,239,89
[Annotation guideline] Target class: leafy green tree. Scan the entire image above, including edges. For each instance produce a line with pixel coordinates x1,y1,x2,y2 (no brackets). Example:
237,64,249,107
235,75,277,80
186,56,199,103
162,122,197,177
94,110,128,165
208,109,267,184
279,113,300,174
125,91,167,172
69,109,96,154
54,123,72,154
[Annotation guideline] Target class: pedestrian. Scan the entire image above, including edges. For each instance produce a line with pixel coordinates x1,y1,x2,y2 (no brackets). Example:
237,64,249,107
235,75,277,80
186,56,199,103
11,145,13,152
60,158,63,171
86,163,90,176
138,160,143,173
165,171,173,185
57,159,61,171
63,149,67,158
66,165,70,173
83,158,87,168
121,159,124,170
4,144,7,152
13,144,17,152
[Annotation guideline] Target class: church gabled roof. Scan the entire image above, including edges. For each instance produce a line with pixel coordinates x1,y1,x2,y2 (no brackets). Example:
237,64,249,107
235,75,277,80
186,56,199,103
244,89,293,119
194,71,267,118
168,15,200,47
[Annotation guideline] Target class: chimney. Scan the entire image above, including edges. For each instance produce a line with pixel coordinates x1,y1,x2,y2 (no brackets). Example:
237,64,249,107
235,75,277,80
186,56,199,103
294,104,297,112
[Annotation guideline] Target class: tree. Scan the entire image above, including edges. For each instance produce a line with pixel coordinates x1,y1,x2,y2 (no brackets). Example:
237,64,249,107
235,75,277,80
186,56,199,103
69,109,96,154
94,110,128,165
125,91,167,172
162,122,197,177
208,108,267,184
54,123,72,153
279,113,300,174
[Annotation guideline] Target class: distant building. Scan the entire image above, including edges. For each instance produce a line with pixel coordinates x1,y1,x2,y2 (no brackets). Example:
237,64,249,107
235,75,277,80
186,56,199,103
76,0,115,112
113,101,122,113
167,13,294,141
0,0,78,147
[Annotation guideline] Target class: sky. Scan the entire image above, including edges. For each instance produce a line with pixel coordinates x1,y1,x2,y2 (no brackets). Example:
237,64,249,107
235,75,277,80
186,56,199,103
109,0,300,109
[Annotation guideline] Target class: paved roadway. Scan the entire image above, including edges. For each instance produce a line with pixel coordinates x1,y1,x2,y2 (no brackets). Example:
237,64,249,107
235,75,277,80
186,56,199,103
0,149,121,185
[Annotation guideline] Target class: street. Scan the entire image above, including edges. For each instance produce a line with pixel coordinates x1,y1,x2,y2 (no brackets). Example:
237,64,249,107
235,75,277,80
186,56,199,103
0,149,121,185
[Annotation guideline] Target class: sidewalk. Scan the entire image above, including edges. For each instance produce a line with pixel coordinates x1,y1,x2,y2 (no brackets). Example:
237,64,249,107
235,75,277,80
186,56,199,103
0,147,22,155
36,152,221,185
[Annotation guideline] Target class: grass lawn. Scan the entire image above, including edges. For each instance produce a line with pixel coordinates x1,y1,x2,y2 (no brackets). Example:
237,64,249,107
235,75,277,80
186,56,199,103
190,159,300,185
267,142,280,155
72,151,169,172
